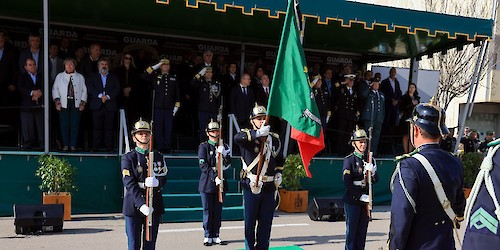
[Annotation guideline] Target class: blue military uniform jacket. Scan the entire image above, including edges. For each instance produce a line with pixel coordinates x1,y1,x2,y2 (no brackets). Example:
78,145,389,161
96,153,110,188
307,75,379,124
234,129,284,193
342,152,378,205
190,78,222,113
121,147,168,217
332,85,358,121
389,143,465,250
463,140,500,249
198,140,231,193
142,71,181,110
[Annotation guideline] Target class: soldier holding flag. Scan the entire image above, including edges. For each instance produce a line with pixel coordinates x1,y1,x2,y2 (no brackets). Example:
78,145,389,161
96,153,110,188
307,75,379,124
342,127,378,250
234,104,283,250
197,120,231,246
121,118,168,250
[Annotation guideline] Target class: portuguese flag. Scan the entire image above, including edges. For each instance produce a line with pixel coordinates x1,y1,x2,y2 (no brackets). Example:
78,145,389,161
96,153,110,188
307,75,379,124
267,0,325,178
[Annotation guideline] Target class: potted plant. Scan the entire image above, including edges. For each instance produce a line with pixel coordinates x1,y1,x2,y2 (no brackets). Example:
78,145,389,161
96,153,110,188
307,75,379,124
35,154,77,220
278,154,308,212
460,152,482,198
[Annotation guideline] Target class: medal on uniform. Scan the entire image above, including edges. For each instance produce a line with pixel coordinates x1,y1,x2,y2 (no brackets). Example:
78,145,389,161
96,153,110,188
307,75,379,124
358,167,362,174
138,166,143,173
254,147,259,153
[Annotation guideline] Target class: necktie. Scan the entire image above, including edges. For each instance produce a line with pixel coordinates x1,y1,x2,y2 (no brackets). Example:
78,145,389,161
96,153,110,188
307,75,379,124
68,77,74,97
243,87,247,95
348,87,352,95
265,87,269,96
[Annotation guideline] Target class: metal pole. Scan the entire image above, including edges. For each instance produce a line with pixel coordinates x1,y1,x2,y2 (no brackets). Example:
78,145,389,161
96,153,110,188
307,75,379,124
43,0,49,154
468,41,490,117
454,42,486,154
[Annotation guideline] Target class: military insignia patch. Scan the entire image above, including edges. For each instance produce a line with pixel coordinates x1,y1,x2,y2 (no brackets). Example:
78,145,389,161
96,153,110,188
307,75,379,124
122,169,130,177
358,167,363,174
343,169,351,175
469,207,498,234
335,82,340,88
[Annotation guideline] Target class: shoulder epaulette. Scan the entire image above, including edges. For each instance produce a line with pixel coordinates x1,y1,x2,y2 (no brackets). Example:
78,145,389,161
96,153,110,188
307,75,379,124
394,148,419,162
487,138,500,147
240,128,250,132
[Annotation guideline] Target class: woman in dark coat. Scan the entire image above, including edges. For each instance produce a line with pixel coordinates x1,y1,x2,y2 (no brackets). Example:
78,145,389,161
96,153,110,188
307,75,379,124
399,82,420,153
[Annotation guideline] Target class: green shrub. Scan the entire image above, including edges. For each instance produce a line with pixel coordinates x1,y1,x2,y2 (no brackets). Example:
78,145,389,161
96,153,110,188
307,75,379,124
282,154,306,191
460,152,483,188
35,154,77,194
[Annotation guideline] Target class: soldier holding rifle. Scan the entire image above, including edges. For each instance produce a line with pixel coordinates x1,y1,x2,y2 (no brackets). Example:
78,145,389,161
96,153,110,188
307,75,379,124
342,127,378,250
197,120,231,246
121,118,168,250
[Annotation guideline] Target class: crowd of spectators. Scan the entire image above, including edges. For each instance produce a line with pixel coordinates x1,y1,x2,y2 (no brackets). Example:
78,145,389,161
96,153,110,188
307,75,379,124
3,31,485,156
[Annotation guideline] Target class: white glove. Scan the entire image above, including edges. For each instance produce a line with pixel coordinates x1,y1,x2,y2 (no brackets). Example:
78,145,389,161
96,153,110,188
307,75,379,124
145,177,159,187
360,194,370,203
250,180,263,194
152,62,162,70
217,145,230,157
274,173,282,187
326,115,331,124
215,176,222,186
198,67,207,77
255,125,270,138
173,106,179,116
139,204,154,216
363,162,377,174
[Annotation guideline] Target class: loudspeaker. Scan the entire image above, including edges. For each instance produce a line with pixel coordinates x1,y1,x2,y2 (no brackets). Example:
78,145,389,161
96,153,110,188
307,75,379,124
307,197,345,221
13,204,64,234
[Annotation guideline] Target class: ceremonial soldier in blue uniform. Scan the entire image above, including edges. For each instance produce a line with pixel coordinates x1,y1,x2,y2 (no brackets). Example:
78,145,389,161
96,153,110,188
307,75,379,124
342,127,378,250
234,104,284,250
389,100,465,249
142,58,181,153
121,118,168,250
191,67,223,142
197,120,231,246
462,138,500,248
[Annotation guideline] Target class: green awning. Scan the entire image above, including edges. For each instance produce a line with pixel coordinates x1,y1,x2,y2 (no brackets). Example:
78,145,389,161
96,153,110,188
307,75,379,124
0,0,492,62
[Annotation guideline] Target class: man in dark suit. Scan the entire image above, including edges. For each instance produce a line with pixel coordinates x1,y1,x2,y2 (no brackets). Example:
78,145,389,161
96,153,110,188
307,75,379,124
229,73,255,128
380,67,402,129
87,58,120,151
221,62,239,95
17,58,44,150
0,32,19,107
18,34,43,74
254,74,271,108
48,44,64,84
77,43,101,78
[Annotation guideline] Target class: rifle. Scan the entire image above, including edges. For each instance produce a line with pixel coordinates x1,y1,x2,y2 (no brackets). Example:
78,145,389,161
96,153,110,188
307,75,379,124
255,115,270,189
217,97,224,203
145,90,156,241
365,91,375,220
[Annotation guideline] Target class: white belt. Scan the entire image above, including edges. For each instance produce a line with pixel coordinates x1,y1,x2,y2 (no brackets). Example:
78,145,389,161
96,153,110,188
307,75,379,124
353,180,365,187
247,173,274,182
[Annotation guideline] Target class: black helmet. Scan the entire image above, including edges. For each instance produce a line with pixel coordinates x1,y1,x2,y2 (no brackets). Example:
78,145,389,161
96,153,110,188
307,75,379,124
205,119,220,132
131,118,152,135
250,103,266,120
407,98,449,136
350,127,368,142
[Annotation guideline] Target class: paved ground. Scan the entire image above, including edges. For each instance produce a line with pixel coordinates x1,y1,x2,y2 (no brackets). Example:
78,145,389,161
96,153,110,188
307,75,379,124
0,206,465,250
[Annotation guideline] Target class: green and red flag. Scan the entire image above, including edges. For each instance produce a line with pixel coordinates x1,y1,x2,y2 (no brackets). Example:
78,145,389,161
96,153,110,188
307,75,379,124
267,0,325,178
